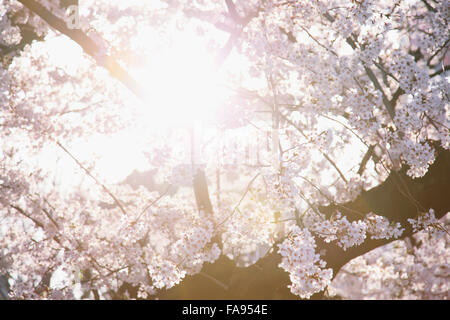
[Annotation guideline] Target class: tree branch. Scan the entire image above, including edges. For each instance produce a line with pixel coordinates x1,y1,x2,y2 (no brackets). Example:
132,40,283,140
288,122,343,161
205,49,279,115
17,0,147,100
56,141,128,215
156,146,450,299
357,145,374,176
430,65,450,78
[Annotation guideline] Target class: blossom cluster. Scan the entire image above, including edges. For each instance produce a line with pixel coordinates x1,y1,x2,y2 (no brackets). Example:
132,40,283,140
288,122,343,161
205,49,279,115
278,226,333,298
312,213,367,250
364,212,404,240
309,211,404,252
0,0,448,300
330,213,449,299
172,219,221,275
408,208,447,238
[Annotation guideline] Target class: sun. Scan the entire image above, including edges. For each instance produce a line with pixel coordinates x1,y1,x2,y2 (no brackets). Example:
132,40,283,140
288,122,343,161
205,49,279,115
130,29,227,130
39,27,232,184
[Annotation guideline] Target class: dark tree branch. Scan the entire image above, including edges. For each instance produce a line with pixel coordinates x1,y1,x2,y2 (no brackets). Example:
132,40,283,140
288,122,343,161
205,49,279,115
357,145,374,176
363,65,396,120
279,27,297,43
156,146,450,299
430,65,450,78
17,0,147,99
193,169,213,214
225,0,242,24
391,86,405,106
427,39,449,66
10,204,45,229
421,0,437,12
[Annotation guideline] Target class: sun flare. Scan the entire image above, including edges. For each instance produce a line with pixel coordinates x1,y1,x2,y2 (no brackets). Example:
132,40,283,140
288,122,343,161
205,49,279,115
43,29,232,183
131,30,227,129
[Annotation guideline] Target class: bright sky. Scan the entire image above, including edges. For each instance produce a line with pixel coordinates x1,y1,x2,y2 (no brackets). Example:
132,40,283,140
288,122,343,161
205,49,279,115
37,21,366,189
130,31,227,128
39,27,234,185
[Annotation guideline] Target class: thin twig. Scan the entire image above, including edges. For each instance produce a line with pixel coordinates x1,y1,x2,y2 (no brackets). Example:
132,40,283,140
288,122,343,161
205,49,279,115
56,141,128,215
131,186,171,225
199,271,229,291
216,173,261,228
282,115,349,184
10,205,45,229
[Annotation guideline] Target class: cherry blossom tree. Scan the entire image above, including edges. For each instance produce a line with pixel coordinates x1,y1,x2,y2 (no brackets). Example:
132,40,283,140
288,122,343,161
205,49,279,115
0,0,448,299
